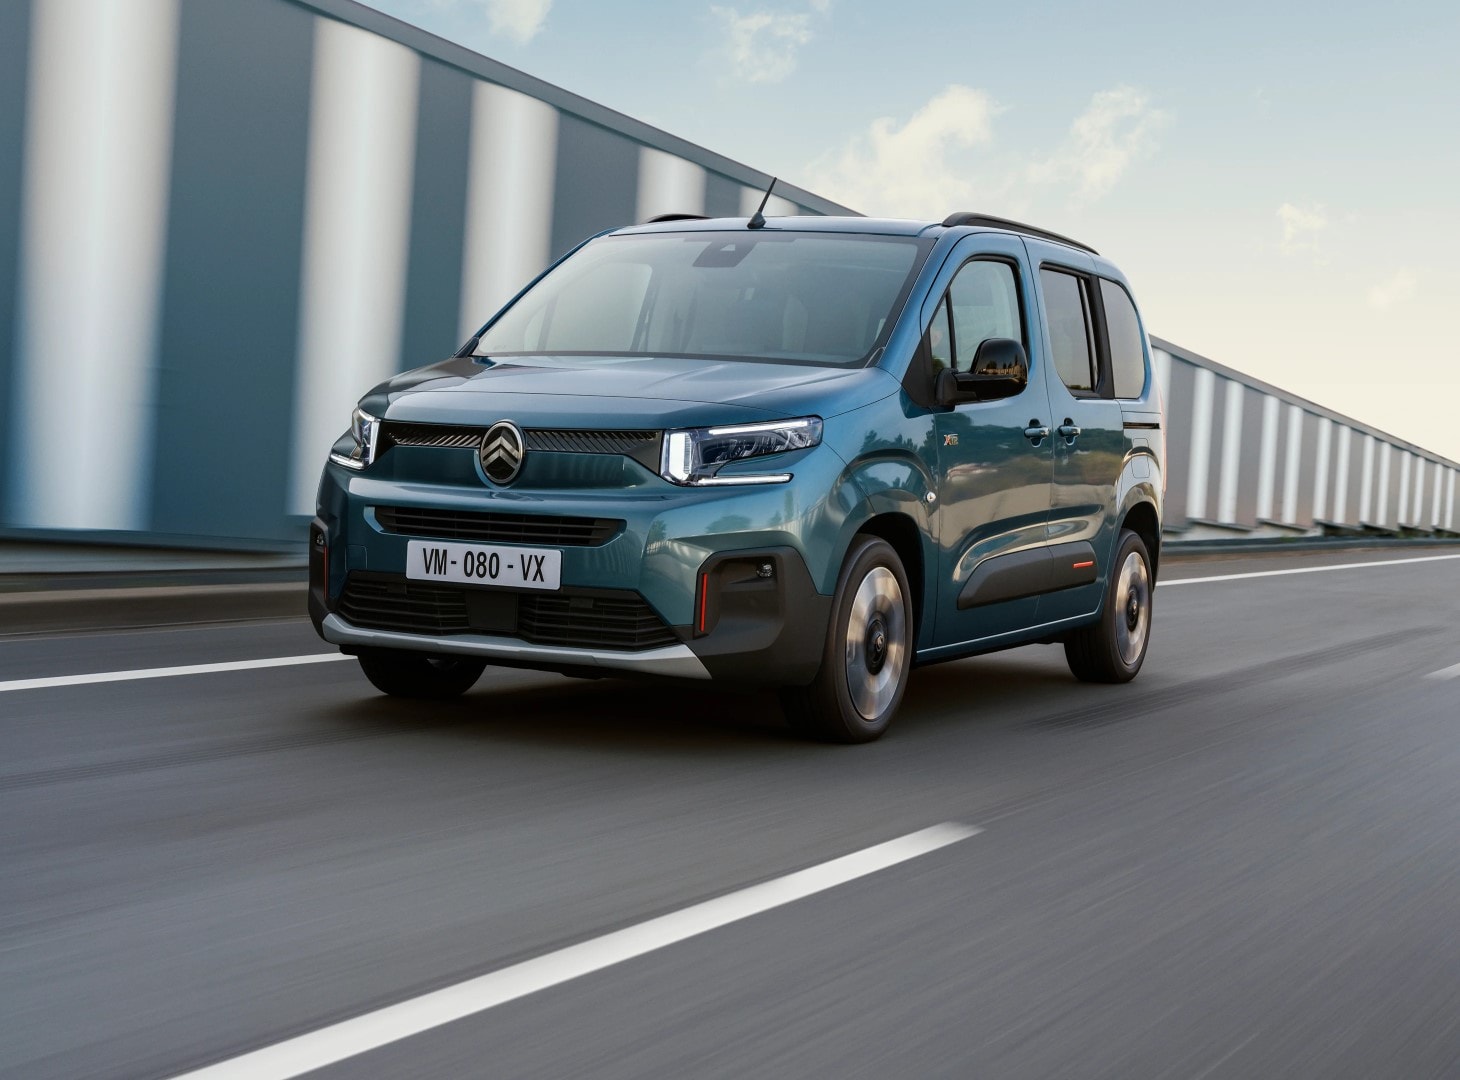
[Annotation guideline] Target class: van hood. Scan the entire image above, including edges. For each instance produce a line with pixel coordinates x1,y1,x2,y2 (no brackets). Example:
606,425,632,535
369,354,900,429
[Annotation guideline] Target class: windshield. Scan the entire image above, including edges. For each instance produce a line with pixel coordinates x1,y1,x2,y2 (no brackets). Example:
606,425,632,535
475,232,926,367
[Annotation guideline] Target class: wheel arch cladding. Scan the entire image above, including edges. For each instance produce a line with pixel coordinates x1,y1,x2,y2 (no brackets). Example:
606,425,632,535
1120,499,1161,577
854,512,927,641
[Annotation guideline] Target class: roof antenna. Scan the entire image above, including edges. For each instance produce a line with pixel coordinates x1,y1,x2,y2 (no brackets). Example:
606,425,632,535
747,176,777,230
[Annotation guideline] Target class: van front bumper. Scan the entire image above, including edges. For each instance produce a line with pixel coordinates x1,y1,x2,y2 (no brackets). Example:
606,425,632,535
310,455,843,686
319,614,712,679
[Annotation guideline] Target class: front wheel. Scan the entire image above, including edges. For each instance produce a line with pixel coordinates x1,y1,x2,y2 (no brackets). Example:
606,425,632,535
1064,529,1153,683
357,649,486,700
781,537,913,743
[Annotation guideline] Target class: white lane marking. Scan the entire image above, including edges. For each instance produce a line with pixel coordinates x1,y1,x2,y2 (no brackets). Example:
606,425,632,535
169,822,981,1080
1426,662,1460,681
0,654,351,694
1158,552,1460,588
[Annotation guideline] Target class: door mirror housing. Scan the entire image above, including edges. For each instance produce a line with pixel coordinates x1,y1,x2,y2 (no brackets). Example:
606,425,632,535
935,337,1029,405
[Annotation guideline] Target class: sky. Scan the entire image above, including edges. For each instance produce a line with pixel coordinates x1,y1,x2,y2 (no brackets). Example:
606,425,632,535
359,0,1460,462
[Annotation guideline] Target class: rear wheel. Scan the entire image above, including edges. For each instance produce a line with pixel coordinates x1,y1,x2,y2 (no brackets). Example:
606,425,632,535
1064,528,1153,683
781,537,913,743
357,649,486,700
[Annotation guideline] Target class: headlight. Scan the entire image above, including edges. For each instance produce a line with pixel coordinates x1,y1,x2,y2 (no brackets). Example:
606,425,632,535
329,406,380,470
660,417,821,486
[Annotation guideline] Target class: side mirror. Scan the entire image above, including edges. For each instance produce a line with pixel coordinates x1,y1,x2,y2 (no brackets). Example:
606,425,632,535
935,338,1029,405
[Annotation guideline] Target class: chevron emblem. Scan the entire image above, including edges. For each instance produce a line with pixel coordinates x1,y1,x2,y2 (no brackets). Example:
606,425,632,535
479,420,525,485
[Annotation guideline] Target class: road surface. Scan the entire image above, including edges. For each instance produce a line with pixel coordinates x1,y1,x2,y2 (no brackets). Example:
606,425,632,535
4,547,1460,1078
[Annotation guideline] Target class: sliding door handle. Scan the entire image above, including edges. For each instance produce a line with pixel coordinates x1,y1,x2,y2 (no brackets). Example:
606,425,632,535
1057,420,1081,442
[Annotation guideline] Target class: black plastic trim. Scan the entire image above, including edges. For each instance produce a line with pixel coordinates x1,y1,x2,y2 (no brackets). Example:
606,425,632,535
307,517,330,633
378,421,663,471
956,541,1098,609
957,547,1050,609
683,546,831,685
941,212,1098,255
1046,541,1099,592
335,571,678,651
373,505,625,547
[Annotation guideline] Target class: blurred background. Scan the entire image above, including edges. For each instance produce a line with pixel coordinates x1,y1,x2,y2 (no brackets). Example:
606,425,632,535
0,0,1455,582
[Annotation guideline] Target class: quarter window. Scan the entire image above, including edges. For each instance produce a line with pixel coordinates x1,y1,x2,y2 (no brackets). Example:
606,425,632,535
1100,279,1146,399
1040,268,1097,394
927,298,953,373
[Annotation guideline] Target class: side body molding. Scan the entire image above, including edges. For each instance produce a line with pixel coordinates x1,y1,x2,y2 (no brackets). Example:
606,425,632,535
957,541,1098,609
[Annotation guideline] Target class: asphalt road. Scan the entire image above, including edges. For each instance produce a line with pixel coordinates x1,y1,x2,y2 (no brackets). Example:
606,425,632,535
4,547,1460,1079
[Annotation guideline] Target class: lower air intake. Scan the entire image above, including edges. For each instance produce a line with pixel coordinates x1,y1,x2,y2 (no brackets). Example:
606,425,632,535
336,574,679,651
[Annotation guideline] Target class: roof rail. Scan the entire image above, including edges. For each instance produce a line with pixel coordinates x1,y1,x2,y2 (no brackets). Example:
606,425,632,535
940,212,1098,256
646,213,710,223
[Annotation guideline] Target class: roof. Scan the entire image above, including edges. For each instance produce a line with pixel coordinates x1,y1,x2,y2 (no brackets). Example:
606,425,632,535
618,216,936,238
617,214,1098,255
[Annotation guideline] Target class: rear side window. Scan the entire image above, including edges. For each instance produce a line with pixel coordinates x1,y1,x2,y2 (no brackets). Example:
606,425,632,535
948,260,1022,371
1100,279,1146,398
1039,268,1096,393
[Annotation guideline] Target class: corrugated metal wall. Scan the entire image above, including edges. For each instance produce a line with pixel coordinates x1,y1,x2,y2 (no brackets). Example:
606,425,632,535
1154,339,1458,537
1,0,1455,549
0,0,842,547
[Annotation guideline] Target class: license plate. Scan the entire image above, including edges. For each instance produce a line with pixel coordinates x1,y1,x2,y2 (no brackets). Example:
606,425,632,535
406,540,561,591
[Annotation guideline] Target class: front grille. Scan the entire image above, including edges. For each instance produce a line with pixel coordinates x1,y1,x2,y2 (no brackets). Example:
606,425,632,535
337,576,469,634
336,574,678,651
518,594,679,650
374,506,623,547
526,429,660,458
383,423,482,449
380,421,661,468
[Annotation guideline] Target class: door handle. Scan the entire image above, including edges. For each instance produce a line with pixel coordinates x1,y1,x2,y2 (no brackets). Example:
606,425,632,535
1024,421,1050,445
1057,419,1081,442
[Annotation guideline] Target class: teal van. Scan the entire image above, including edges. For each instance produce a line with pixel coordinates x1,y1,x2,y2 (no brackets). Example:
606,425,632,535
308,212,1164,742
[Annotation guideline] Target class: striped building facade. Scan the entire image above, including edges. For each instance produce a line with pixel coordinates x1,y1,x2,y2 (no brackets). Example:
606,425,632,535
1,0,1455,548
0,0,840,547
1155,339,1458,537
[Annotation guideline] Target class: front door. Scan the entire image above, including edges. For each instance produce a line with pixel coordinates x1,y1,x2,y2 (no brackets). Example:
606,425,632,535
929,246,1056,649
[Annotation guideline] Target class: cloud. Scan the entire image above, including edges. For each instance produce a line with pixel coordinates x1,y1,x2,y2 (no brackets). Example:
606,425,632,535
803,85,1001,217
420,0,551,44
711,7,814,84
1367,269,1418,309
1277,201,1328,255
1028,87,1170,203
482,0,552,43
804,83,1163,218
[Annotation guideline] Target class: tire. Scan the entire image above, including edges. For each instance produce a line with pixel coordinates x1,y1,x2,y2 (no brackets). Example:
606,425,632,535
1064,528,1153,683
780,537,913,743
357,649,486,700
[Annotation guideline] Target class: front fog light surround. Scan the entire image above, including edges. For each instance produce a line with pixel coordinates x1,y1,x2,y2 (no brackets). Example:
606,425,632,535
661,417,822,486
329,406,381,470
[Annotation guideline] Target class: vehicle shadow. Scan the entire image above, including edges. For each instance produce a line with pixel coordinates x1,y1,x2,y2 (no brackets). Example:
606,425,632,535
309,645,1093,756
316,673,795,756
